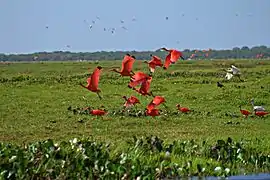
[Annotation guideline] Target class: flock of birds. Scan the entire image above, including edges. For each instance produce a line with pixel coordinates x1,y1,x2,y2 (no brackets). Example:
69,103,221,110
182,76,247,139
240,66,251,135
78,47,269,119
44,12,259,50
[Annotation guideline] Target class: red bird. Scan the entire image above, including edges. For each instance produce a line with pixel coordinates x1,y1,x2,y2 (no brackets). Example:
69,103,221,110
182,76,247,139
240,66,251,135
145,108,160,117
111,54,135,76
133,76,153,96
144,54,163,73
255,111,269,117
147,96,166,111
176,104,191,113
128,72,153,96
159,47,185,69
122,95,140,108
90,109,107,116
80,66,102,99
239,105,251,118
128,71,151,88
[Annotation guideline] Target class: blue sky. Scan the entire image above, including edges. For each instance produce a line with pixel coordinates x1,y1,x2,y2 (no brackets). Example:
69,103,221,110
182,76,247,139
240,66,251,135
0,0,269,54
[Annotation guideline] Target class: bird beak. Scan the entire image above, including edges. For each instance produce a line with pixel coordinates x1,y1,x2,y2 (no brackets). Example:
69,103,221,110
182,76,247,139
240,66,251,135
180,56,185,60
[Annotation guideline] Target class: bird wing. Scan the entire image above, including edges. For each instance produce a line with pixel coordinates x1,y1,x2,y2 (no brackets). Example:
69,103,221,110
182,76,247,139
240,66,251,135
225,72,233,80
86,77,92,87
152,96,165,106
129,96,140,104
170,50,181,63
151,56,163,66
90,67,101,89
254,106,265,111
123,57,135,73
163,53,172,69
231,65,240,74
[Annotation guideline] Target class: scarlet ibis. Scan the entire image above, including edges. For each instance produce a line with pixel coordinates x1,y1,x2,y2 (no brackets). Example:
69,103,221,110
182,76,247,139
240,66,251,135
147,96,167,110
111,54,135,76
239,105,251,118
255,111,269,117
90,109,107,116
144,54,163,73
145,108,160,117
128,71,151,89
132,76,153,96
176,104,191,113
250,98,266,112
159,47,185,69
80,66,103,99
122,95,140,108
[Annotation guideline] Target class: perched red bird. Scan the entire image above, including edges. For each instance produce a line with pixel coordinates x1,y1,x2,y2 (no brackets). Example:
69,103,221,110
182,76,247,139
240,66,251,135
80,66,102,99
90,109,107,116
239,105,251,118
176,104,191,113
255,111,269,117
122,95,140,108
159,47,184,69
111,54,135,76
147,96,166,111
144,54,163,73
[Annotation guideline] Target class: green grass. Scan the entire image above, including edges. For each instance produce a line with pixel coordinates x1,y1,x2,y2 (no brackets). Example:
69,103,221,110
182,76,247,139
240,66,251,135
1,59,270,150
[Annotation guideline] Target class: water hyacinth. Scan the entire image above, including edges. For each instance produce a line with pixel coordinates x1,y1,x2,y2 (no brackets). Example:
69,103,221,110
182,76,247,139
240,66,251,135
0,136,270,179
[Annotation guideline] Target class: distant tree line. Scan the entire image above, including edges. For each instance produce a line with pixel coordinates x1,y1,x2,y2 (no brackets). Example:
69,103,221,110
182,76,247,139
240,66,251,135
0,45,269,62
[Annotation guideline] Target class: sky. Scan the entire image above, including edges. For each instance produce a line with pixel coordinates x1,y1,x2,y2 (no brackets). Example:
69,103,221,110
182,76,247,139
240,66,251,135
0,0,269,54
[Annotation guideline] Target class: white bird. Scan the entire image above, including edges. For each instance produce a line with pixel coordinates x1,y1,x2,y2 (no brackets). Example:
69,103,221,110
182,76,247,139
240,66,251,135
250,99,266,112
225,72,233,80
224,65,242,81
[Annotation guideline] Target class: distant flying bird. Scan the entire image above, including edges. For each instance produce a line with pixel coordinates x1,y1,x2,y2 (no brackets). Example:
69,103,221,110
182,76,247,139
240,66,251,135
80,66,103,99
120,20,124,23
144,54,163,73
103,28,106,31
122,26,128,30
111,54,136,76
96,16,100,20
132,18,136,21
92,20,96,24
89,25,93,29
165,17,169,20
45,26,49,29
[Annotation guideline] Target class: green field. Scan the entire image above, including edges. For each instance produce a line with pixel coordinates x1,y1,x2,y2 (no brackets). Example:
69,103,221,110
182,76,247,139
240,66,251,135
1,59,270,178
1,59,270,146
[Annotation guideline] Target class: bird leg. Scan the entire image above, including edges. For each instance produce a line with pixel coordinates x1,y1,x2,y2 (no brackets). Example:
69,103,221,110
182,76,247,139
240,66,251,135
96,92,102,100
